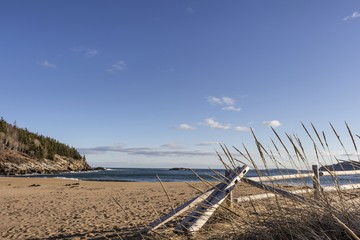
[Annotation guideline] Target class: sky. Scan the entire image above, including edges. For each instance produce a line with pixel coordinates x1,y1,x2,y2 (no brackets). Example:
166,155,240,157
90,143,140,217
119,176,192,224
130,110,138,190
1,1,360,168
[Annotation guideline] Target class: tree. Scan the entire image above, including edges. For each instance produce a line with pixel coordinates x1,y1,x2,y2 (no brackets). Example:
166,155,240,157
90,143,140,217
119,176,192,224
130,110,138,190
0,118,7,133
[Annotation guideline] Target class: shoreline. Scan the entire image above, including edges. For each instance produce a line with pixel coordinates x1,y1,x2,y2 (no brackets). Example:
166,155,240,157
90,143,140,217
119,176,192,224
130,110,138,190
0,175,135,182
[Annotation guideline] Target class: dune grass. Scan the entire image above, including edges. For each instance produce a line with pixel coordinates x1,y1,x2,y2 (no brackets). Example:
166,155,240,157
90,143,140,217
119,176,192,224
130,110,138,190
123,123,360,240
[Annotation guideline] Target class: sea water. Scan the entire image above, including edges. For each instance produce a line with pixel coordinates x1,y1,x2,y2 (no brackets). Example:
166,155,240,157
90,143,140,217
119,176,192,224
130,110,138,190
17,168,360,186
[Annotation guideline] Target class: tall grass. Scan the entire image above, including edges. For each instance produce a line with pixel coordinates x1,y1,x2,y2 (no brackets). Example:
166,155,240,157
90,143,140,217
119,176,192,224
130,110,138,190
139,123,360,239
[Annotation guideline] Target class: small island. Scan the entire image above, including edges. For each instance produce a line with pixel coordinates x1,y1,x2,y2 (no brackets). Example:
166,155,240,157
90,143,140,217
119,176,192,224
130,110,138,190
169,167,191,171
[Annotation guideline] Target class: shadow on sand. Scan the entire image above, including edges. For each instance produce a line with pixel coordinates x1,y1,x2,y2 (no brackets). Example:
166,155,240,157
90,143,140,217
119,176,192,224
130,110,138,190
25,226,158,240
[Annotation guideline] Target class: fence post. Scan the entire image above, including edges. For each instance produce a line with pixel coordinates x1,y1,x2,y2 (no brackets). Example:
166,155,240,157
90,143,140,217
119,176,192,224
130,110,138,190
225,170,233,209
312,164,321,199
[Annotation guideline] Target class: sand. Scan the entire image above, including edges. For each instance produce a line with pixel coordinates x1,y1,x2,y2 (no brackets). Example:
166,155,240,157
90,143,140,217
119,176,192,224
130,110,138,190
0,177,266,240
0,177,295,239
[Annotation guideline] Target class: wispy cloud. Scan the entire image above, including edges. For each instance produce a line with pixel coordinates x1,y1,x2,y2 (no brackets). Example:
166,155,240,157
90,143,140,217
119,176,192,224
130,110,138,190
205,118,231,130
73,47,99,57
207,96,241,112
186,6,194,14
78,145,214,157
235,126,251,132
195,141,218,146
263,120,282,128
161,144,184,150
343,11,360,21
39,60,56,69
222,97,235,105
222,106,241,112
85,49,99,56
178,123,196,130
107,60,127,72
338,152,360,158
208,96,234,105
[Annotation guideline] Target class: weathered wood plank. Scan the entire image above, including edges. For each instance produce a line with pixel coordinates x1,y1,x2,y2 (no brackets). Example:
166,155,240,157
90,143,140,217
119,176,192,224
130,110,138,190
236,188,313,202
175,165,249,234
322,183,360,192
247,173,314,182
247,170,360,183
236,183,360,202
143,182,224,233
242,177,306,202
321,170,360,177
225,170,233,209
312,164,321,198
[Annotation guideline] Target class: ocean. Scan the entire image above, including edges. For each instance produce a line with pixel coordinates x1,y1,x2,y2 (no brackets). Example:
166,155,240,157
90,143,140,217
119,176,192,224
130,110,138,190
17,168,360,186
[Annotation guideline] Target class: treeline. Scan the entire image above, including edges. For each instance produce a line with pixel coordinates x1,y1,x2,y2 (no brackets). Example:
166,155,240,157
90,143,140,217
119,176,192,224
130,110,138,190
0,117,82,160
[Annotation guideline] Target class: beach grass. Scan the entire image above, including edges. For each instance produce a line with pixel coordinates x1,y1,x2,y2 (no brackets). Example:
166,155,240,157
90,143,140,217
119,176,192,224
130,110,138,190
143,123,360,240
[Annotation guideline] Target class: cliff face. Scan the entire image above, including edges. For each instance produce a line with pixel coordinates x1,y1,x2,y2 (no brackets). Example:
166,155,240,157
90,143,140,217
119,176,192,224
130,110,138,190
0,118,92,175
0,150,91,175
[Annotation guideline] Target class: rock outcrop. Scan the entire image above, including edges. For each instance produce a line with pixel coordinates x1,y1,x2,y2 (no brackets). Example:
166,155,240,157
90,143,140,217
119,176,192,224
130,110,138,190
0,118,92,175
0,150,91,175
169,167,191,171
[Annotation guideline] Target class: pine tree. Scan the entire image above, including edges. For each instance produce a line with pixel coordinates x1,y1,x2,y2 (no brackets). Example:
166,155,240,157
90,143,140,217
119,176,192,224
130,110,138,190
0,118,7,133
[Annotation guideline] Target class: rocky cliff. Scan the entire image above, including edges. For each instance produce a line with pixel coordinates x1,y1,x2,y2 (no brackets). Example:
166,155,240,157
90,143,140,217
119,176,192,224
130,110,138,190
0,118,92,175
0,150,91,175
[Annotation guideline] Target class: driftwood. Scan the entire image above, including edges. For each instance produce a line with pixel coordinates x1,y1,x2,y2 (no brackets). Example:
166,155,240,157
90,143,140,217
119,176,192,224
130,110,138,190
225,170,233,209
143,182,222,233
321,170,360,177
236,188,312,202
144,163,360,235
247,170,360,182
312,164,321,198
174,165,249,234
242,177,306,202
236,183,360,202
247,173,314,182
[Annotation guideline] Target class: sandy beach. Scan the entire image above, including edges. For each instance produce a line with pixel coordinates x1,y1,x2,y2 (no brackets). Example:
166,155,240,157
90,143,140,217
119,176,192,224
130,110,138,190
0,177,271,240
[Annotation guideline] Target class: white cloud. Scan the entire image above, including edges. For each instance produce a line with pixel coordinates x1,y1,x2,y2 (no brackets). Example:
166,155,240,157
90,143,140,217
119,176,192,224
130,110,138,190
235,126,251,132
207,96,241,112
178,123,195,130
205,118,231,130
207,96,223,105
263,120,282,128
343,11,360,21
39,60,56,68
73,47,99,57
208,96,235,105
85,49,99,56
222,97,235,105
222,106,241,112
107,60,127,72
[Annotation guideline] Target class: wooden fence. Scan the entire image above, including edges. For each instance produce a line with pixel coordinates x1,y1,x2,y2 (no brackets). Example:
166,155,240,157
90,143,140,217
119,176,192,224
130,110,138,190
235,165,360,203
144,164,360,234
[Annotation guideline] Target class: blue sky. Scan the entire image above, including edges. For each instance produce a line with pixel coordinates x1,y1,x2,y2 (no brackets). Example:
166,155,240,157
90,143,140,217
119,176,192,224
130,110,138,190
1,1,360,168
